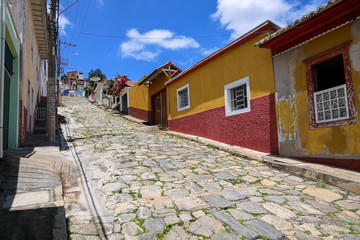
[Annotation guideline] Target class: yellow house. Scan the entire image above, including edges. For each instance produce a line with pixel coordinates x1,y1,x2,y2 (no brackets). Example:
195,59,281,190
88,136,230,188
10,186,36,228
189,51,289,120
128,76,150,122
257,0,360,170
130,62,182,127
165,21,280,154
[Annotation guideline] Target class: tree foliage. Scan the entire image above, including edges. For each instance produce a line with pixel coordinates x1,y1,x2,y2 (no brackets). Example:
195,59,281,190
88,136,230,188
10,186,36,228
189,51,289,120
61,74,68,81
83,85,92,98
88,68,106,80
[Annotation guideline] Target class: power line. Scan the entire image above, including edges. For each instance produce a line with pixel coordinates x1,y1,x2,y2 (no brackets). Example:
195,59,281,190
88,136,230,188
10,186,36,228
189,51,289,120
74,0,91,44
67,61,114,77
62,30,237,40
69,0,80,43
58,29,278,41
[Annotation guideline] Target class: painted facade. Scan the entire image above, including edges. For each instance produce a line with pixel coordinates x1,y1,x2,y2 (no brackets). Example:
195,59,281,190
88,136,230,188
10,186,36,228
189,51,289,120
9,0,48,145
257,0,360,170
128,77,150,122
98,79,136,113
94,83,106,104
131,62,182,126
0,1,20,157
165,22,280,154
115,80,136,114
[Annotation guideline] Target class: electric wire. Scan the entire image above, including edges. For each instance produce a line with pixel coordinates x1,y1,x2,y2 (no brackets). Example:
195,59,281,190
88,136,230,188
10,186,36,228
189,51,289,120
74,0,91,44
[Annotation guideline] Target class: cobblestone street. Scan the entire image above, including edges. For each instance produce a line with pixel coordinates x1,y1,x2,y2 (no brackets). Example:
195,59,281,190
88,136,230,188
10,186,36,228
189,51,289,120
59,97,360,240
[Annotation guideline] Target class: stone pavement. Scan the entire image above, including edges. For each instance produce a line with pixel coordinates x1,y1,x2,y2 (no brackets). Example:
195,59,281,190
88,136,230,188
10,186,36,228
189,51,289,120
0,134,72,239
163,131,360,195
59,96,360,240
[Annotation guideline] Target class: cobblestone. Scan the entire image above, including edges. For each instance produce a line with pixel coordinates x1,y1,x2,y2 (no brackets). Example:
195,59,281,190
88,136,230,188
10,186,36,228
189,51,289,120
59,97,360,239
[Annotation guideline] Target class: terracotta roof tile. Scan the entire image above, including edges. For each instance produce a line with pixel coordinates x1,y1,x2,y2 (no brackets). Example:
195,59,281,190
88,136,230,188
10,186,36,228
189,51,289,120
255,0,342,46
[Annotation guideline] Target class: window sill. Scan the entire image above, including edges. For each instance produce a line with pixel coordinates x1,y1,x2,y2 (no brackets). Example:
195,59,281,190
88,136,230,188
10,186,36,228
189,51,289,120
310,117,357,129
178,105,190,112
225,107,251,117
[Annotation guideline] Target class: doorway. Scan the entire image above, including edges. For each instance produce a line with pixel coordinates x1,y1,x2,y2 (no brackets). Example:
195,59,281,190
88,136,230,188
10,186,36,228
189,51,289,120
121,93,128,114
151,88,167,127
3,73,10,148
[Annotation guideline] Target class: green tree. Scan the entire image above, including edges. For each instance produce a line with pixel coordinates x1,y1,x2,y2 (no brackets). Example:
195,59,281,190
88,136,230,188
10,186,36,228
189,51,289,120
88,68,106,80
83,85,92,98
61,74,68,83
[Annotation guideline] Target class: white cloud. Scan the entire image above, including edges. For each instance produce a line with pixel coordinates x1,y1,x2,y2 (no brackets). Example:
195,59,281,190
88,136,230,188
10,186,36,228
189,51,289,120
58,14,72,36
119,28,200,61
120,40,159,61
284,0,327,22
96,0,104,7
201,47,220,56
212,0,327,39
177,58,196,68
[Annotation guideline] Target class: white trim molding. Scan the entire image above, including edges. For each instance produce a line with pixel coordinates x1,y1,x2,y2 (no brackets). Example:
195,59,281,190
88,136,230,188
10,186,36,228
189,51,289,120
177,83,190,112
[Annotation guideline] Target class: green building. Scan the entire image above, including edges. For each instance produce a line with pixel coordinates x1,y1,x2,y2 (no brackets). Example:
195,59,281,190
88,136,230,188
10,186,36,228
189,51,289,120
0,1,20,157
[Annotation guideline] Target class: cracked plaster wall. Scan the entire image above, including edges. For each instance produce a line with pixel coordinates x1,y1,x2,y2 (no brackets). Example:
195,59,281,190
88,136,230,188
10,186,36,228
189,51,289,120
274,19,360,160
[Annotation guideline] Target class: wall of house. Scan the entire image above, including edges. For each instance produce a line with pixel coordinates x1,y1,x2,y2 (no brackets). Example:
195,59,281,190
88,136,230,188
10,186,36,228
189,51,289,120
10,0,42,144
2,5,20,151
167,35,278,154
128,81,149,121
148,74,170,101
273,19,360,169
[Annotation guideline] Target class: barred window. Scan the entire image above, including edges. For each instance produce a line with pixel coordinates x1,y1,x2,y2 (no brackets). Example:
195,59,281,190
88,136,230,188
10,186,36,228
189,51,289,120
178,89,188,108
224,76,251,117
177,84,190,111
230,84,248,111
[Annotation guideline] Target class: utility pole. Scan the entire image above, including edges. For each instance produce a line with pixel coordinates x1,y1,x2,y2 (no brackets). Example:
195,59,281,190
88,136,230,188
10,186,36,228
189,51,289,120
57,40,75,94
47,0,58,141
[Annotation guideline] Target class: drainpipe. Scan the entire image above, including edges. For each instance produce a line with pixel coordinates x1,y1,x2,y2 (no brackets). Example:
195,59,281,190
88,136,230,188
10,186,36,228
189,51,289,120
0,0,5,158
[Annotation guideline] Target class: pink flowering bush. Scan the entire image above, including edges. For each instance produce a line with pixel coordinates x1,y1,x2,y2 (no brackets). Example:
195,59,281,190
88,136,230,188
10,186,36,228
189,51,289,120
107,75,128,97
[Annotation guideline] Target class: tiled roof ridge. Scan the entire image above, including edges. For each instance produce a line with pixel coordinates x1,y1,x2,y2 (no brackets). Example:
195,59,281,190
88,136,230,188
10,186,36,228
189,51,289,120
255,0,342,46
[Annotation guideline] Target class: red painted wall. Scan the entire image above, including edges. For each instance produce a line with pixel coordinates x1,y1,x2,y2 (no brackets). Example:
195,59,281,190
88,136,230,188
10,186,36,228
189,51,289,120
40,96,47,104
129,107,150,122
169,94,279,154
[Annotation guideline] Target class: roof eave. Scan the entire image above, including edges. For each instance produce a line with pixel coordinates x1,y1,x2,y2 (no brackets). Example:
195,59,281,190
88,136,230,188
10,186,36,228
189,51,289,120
138,61,182,86
31,0,48,60
165,20,280,86
256,0,359,56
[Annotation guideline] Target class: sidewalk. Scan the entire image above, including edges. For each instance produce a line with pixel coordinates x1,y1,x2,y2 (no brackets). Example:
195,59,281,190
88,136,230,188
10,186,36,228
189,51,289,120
0,134,72,240
121,114,360,195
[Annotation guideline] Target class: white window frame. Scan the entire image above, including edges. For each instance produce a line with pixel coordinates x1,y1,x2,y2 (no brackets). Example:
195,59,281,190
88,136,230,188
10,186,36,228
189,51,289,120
177,84,190,111
314,84,349,123
224,76,251,117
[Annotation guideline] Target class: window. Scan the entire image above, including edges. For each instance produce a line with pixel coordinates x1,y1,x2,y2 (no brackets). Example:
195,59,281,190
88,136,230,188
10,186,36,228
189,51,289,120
177,84,190,111
304,42,356,129
224,76,251,117
5,42,13,74
31,31,34,65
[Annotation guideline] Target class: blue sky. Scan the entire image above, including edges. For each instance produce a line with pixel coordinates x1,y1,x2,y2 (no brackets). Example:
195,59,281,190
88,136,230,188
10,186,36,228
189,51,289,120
59,0,328,81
